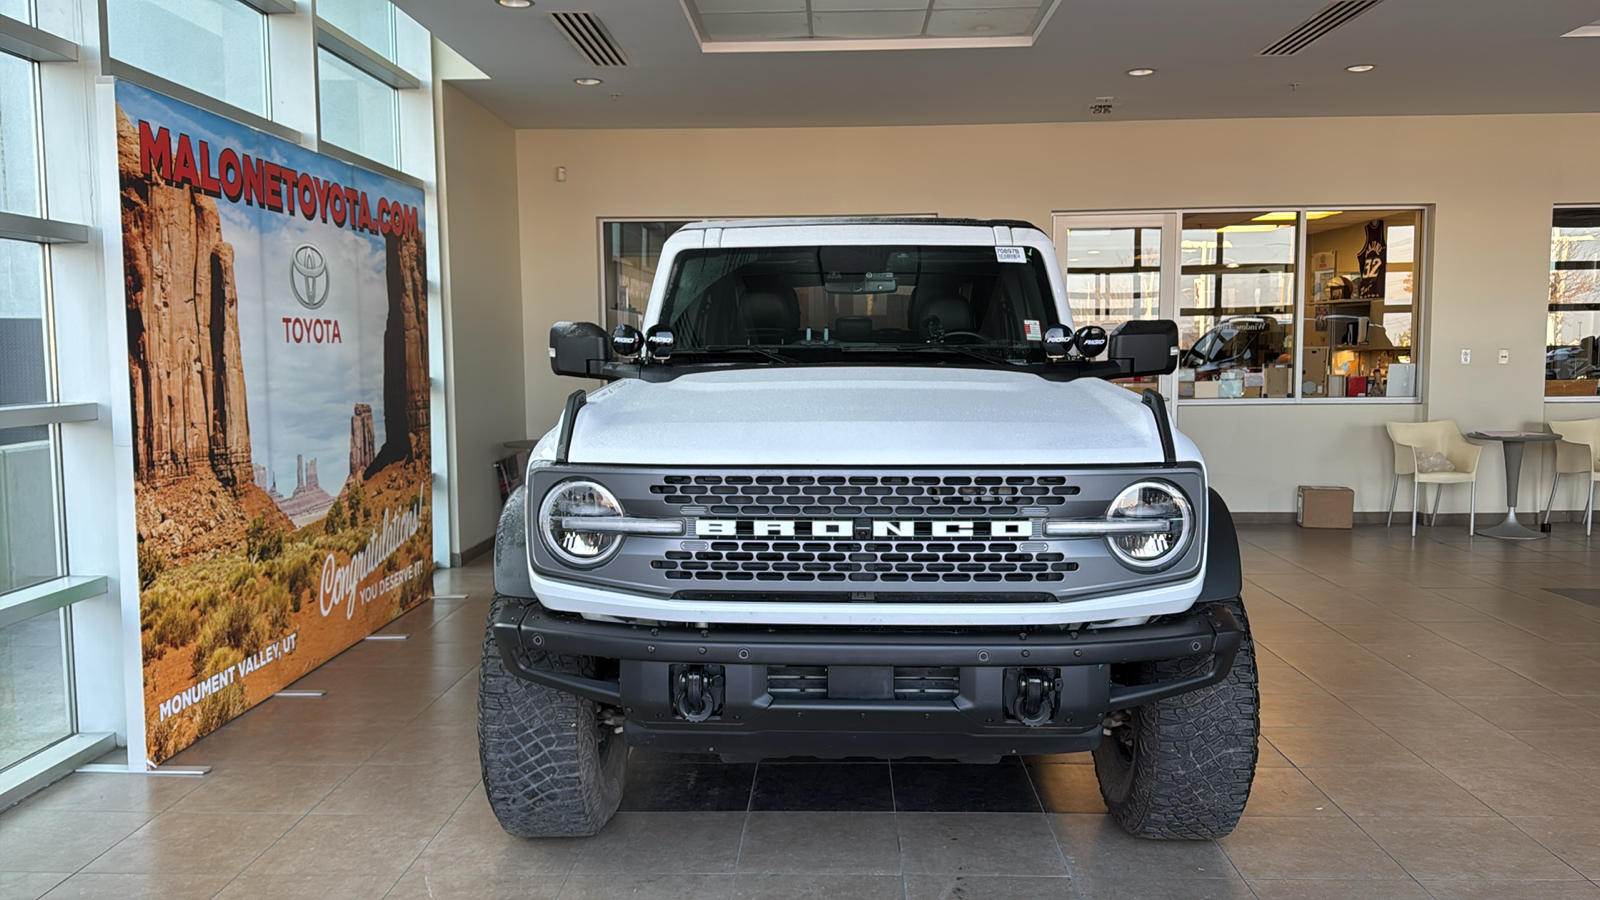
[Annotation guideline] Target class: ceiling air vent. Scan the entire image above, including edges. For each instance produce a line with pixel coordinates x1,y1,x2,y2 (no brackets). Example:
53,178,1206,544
549,11,629,67
1258,0,1383,56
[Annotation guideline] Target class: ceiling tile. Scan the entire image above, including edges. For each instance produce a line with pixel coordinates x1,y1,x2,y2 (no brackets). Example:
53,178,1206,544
698,11,810,41
693,0,806,12
812,0,930,11
811,10,929,39
933,0,1043,8
925,7,1039,37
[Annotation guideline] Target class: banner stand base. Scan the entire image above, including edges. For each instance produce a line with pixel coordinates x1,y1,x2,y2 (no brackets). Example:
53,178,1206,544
433,594,468,600
274,690,327,698
363,634,408,641
75,764,211,777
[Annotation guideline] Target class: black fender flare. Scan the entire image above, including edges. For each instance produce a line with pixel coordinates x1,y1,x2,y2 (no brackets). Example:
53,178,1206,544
494,485,537,599
1199,489,1242,603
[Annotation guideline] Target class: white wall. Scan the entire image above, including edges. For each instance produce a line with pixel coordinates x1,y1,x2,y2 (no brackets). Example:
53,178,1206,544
513,114,1600,514
439,85,526,560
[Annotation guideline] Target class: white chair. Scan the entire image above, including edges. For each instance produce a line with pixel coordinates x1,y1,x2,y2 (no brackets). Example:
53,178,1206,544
1542,418,1600,536
1386,421,1483,537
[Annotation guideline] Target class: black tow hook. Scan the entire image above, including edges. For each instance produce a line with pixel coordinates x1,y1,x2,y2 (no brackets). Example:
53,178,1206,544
1005,667,1062,727
671,664,725,723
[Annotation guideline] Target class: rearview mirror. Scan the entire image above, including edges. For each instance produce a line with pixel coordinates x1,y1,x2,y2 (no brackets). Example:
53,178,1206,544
1109,319,1180,377
550,321,609,378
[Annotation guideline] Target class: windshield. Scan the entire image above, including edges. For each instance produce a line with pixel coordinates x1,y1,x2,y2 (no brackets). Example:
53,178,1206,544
658,245,1059,361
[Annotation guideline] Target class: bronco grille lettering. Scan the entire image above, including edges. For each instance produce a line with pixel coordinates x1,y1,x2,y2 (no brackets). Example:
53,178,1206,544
695,519,1032,538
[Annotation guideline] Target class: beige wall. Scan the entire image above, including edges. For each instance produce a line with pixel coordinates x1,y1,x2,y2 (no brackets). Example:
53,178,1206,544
440,85,525,559
514,114,1600,515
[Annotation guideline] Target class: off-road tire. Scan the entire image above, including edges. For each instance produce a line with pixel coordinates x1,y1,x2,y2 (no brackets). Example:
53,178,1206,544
478,594,626,837
1092,597,1259,840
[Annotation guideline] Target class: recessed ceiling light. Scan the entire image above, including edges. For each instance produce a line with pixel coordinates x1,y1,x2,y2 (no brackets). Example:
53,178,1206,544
574,77,604,86
1345,64,1375,73
496,0,532,7
1126,68,1155,77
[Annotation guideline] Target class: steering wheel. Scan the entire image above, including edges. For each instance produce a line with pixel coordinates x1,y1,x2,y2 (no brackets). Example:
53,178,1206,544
934,331,988,344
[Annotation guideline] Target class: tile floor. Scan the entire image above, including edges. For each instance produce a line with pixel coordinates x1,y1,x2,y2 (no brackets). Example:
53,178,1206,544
5,524,1600,899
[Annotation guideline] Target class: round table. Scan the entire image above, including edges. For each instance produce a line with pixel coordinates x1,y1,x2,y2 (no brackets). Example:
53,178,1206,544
1467,430,1561,540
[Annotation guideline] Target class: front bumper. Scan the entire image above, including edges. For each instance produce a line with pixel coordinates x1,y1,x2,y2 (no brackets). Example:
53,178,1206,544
492,600,1243,761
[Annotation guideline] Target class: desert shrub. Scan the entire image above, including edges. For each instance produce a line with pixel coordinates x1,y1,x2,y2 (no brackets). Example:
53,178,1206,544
137,541,166,589
346,481,365,523
227,560,259,593
261,583,293,636
245,515,283,562
192,596,268,678
324,500,346,535
148,601,197,651
147,714,192,762
190,648,248,738
278,544,318,612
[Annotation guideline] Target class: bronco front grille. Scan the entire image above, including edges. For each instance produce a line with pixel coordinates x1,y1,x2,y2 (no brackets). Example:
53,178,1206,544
766,665,961,701
650,539,1078,584
651,474,1079,518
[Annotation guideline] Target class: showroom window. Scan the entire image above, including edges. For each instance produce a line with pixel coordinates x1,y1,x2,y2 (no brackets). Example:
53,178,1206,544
602,220,691,332
1055,207,1427,402
1548,207,1600,399
317,47,397,166
0,6,92,794
105,0,270,117
315,0,424,171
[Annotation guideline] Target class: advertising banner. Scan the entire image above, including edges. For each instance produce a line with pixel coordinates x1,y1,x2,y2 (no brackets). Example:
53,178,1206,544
116,82,433,766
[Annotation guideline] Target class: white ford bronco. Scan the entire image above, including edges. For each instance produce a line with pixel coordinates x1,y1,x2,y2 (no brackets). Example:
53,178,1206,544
481,218,1258,839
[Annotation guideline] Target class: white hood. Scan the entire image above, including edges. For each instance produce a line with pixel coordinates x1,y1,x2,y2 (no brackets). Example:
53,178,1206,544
551,367,1198,468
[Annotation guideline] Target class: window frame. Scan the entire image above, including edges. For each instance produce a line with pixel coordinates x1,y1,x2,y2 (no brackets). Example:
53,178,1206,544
1546,203,1600,402
1054,205,1431,406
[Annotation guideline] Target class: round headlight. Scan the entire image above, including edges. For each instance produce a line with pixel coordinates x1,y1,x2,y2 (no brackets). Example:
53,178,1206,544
538,479,624,567
1105,481,1194,570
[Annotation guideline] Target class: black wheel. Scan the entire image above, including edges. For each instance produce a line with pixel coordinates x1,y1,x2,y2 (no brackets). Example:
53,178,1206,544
1092,598,1259,840
478,594,626,837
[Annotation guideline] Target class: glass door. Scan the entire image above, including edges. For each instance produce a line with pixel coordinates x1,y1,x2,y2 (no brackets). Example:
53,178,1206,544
1052,214,1179,401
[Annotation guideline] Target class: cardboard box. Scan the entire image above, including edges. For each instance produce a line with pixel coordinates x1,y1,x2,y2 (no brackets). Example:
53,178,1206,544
1303,347,1329,395
1192,380,1220,399
1242,386,1262,398
1264,366,1292,398
1297,485,1354,529
1327,374,1347,398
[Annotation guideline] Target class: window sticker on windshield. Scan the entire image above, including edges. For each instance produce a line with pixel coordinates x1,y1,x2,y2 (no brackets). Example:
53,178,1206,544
995,246,1027,263
1023,319,1043,341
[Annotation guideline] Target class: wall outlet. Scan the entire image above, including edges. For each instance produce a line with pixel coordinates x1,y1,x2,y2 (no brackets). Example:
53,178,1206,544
1461,349,1471,364
1498,348,1510,365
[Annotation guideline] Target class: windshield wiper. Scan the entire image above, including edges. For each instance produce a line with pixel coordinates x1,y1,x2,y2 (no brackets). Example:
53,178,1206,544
841,343,1019,366
681,345,798,365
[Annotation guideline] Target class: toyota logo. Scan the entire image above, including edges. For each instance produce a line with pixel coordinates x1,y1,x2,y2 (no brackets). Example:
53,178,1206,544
290,244,330,310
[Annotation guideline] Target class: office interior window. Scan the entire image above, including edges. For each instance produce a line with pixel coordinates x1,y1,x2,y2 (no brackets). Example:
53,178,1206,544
1301,209,1421,400
106,0,269,116
0,49,41,217
1060,223,1161,386
1548,207,1600,398
602,221,689,333
317,47,397,167
0,0,30,23
1179,212,1296,400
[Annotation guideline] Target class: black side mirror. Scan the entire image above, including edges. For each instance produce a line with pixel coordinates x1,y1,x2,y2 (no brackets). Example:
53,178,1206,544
1109,319,1180,376
550,321,609,378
